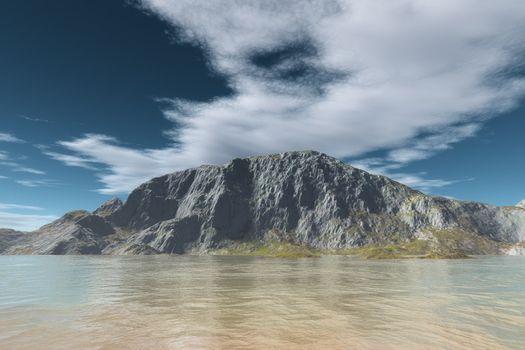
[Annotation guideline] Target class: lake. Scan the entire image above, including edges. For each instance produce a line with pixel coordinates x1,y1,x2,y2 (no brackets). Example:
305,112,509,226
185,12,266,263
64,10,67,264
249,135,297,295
0,255,524,349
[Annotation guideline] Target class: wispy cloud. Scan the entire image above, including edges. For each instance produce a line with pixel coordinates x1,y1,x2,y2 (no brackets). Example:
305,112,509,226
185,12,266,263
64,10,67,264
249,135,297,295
0,203,44,211
0,161,46,175
352,123,481,189
13,167,46,175
16,179,57,188
47,0,525,194
0,201,51,232
386,124,481,164
387,173,469,192
44,151,99,170
49,134,185,193
0,132,23,143
0,211,57,231
351,157,460,191
19,115,51,123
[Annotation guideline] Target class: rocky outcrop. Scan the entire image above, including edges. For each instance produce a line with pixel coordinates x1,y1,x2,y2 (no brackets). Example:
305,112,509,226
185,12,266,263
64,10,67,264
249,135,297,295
94,197,123,218
516,199,525,209
503,242,525,256
4,210,116,254
0,229,25,253
3,151,525,255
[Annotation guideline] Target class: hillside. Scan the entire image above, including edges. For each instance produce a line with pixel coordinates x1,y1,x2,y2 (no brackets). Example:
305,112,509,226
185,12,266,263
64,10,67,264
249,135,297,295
2,151,525,256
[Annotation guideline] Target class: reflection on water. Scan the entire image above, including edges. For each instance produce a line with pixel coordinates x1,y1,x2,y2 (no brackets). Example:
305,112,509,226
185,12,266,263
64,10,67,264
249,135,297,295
0,255,524,349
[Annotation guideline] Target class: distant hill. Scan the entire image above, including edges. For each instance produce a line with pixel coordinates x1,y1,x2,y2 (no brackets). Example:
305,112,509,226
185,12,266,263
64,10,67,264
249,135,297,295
2,151,525,257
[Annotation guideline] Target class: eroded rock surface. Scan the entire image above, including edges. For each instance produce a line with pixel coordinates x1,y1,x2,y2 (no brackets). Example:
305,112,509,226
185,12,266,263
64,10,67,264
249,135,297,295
94,197,123,218
3,151,525,254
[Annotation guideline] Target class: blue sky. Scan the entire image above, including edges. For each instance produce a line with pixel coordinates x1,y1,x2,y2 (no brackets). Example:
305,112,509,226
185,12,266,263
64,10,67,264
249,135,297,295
1,0,525,230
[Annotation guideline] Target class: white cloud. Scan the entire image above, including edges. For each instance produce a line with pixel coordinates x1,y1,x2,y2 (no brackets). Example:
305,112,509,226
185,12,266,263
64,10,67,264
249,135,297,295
44,151,98,170
53,134,191,194
13,167,46,175
387,173,458,192
0,203,44,211
0,132,23,143
351,159,463,191
386,123,481,164
0,162,46,175
352,123,482,189
16,179,57,188
0,211,57,231
48,0,525,194
19,115,51,123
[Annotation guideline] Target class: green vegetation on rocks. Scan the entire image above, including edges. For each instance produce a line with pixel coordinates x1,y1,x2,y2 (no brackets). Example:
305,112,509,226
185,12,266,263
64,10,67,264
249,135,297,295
328,239,468,259
211,235,476,259
213,241,320,258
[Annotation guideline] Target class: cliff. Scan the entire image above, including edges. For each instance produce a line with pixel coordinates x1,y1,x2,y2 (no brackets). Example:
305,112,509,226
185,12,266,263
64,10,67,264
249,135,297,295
3,151,524,256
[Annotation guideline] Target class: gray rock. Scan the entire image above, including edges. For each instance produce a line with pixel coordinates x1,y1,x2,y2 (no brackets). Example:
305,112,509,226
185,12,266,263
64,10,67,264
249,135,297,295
0,229,25,253
93,197,123,218
5,210,115,254
3,151,525,254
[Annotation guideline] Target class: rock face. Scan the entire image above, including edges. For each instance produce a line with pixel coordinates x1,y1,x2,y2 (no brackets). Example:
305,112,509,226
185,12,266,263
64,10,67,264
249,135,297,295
2,151,525,254
0,229,25,253
517,199,525,209
93,197,123,218
4,210,115,254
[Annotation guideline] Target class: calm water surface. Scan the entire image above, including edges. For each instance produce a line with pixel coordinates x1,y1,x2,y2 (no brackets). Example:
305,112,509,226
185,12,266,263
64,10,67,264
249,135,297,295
0,255,524,349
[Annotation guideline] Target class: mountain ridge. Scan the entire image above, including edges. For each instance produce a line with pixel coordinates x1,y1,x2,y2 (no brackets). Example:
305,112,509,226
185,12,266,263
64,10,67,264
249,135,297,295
2,151,524,256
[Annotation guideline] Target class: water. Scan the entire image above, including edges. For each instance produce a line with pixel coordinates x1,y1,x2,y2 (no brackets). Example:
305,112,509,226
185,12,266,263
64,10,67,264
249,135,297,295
0,256,524,349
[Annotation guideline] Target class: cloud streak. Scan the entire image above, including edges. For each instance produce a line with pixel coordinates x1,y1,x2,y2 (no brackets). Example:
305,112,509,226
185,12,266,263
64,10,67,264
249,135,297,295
16,179,57,188
0,161,46,175
0,132,23,143
0,211,57,231
0,202,53,231
19,115,51,123
47,0,525,194
0,203,44,211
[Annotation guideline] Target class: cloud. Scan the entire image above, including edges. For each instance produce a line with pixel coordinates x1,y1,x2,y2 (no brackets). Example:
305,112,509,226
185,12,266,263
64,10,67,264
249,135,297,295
44,151,98,170
16,179,57,188
0,200,50,232
0,211,57,231
386,123,481,164
352,123,481,190
13,167,46,175
0,162,46,175
386,173,461,192
51,134,191,194
0,132,23,143
0,203,44,211
0,152,47,175
350,157,462,191
19,115,51,123
48,0,525,194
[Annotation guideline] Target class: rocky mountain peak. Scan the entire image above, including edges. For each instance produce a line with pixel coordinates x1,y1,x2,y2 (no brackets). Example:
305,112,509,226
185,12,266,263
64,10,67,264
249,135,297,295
94,197,123,217
517,199,525,209
2,151,525,255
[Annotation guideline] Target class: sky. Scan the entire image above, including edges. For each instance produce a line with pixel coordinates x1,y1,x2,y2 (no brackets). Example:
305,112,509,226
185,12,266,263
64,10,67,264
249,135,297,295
1,0,525,231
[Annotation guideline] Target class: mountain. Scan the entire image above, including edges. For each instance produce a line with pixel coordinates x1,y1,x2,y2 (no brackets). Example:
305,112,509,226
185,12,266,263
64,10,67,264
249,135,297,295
517,200,525,209
2,151,525,256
